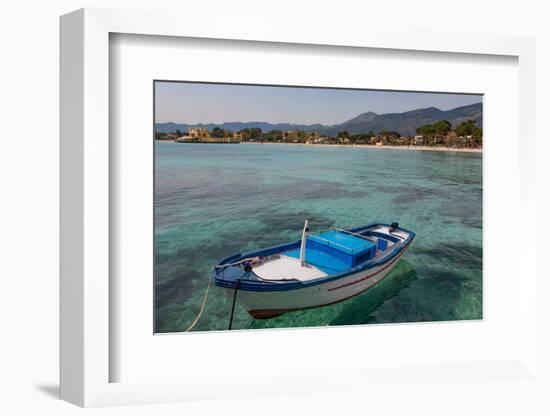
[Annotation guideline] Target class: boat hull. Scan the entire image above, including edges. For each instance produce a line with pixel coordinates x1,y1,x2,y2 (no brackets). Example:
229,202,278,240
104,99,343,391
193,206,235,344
223,245,409,319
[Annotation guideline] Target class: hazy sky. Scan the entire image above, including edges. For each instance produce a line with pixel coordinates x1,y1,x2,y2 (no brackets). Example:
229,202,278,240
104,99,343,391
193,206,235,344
155,82,482,125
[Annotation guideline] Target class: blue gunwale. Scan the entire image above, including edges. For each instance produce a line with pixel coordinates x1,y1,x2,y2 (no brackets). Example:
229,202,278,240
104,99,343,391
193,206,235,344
213,224,415,292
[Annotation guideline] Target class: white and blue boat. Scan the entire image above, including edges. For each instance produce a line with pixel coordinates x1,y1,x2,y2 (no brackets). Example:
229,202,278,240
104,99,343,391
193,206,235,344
213,221,415,319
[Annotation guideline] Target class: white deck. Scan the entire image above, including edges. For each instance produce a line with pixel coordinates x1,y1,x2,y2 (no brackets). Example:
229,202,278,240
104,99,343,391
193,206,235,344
252,255,327,282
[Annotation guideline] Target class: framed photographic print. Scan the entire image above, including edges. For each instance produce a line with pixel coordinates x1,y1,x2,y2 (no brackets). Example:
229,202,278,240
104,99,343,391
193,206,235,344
60,8,538,408
153,81,483,333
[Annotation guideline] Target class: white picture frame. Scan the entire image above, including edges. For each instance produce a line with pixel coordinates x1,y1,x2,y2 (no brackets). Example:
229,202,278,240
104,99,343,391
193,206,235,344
60,8,538,407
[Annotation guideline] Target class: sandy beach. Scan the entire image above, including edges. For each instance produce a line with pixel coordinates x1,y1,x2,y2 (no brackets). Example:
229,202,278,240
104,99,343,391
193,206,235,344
239,141,482,154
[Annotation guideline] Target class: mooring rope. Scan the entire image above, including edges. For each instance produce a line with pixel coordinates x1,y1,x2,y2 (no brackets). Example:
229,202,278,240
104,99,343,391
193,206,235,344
228,278,242,330
184,277,213,332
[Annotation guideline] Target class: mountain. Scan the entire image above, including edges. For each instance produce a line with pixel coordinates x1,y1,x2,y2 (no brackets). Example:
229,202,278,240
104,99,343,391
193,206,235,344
155,102,482,137
329,103,482,136
338,111,378,128
154,121,326,134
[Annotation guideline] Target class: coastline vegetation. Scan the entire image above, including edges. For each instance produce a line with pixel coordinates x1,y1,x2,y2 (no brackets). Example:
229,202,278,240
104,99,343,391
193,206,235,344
155,119,482,150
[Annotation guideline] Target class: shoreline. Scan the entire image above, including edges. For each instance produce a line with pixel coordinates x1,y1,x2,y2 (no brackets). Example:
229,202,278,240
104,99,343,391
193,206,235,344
239,141,482,153
156,140,481,153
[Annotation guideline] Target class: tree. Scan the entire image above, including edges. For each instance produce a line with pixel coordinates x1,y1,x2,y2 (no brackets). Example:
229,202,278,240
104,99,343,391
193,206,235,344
379,131,401,138
238,128,263,140
211,127,224,138
175,129,182,137
296,130,307,141
416,121,450,137
455,120,482,148
473,128,483,139
416,124,436,135
455,120,481,137
249,127,262,139
351,133,370,144
261,129,283,142
432,120,451,135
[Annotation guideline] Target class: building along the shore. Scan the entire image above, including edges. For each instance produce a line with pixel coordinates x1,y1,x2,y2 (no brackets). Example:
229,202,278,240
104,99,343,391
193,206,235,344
176,127,240,143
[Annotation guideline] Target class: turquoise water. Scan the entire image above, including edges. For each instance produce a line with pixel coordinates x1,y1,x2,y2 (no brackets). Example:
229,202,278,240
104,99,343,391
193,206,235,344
155,142,482,332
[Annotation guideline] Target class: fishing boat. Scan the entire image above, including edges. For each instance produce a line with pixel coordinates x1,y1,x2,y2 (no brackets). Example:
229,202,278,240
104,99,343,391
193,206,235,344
213,221,415,320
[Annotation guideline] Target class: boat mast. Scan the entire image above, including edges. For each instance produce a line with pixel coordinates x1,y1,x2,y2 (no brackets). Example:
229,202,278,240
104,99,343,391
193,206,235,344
300,219,309,267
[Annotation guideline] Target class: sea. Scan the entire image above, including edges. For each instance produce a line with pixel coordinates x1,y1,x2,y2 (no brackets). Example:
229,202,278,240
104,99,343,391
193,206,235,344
155,142,482,332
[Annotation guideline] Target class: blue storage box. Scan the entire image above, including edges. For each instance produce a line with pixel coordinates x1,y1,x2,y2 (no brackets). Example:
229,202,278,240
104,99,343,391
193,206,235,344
377,238,388,251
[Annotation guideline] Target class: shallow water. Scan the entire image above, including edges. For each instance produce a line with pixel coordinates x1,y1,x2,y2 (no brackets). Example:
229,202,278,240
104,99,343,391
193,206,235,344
155,142,482,332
